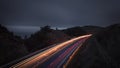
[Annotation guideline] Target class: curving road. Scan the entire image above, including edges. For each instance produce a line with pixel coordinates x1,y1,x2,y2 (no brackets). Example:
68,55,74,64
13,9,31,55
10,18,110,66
10,34,91,68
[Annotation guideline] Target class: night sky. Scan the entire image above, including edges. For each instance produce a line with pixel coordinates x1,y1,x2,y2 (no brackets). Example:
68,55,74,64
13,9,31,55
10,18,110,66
0,0,120,37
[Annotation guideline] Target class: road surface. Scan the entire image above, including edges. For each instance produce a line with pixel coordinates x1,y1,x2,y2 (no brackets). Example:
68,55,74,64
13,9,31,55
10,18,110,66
10,34,91,68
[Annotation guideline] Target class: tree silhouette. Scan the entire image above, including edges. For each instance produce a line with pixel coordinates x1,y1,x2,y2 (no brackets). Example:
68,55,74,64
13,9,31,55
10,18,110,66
40,25,52,33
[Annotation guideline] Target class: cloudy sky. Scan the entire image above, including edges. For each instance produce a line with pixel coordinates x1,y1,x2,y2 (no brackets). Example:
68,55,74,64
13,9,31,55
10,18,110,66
0,0,120,37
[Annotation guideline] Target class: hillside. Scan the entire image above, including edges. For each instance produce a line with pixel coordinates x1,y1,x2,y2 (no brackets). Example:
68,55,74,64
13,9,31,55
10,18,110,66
62,26,87,37
81,26,104,34
0,24,28,66
67,24,120,68
25,26,70,52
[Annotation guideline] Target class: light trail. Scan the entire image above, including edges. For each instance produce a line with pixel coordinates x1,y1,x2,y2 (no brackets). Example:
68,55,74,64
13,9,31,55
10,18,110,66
48,38,82,68
63,44,82,68
10,34,91,68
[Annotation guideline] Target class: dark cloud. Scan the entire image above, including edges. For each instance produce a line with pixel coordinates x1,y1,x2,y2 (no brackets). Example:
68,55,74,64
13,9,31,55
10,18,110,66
0,0,120,36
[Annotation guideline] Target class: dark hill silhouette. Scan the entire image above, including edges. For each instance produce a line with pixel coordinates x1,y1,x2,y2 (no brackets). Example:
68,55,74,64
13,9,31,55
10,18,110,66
0,24,28,66
62,26,87,37
67,24,120,68
25,26,70,52
81,25,104,34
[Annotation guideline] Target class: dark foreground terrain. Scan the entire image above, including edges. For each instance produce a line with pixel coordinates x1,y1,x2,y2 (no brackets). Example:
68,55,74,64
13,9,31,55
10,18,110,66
67,24,120,68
